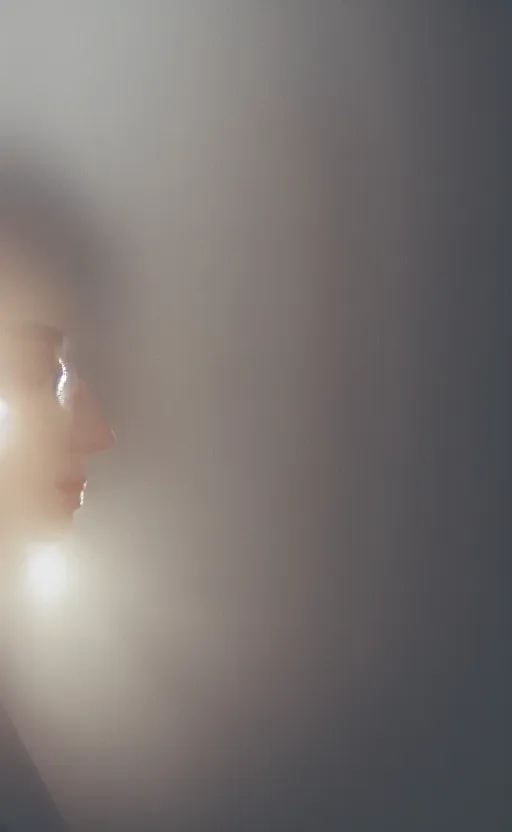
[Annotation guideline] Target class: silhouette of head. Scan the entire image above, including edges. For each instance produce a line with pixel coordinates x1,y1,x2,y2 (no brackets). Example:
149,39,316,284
0,146,114,546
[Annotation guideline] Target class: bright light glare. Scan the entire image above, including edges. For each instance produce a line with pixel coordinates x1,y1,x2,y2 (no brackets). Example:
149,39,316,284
0,397,10,440
25,545,69,601
56,359,68,406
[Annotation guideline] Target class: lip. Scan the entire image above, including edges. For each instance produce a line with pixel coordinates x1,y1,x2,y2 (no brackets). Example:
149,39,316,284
56,479,87,510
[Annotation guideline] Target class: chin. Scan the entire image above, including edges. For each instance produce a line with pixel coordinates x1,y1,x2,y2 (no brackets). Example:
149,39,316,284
19,503,77,544
23,516,73,545
0,484,83,543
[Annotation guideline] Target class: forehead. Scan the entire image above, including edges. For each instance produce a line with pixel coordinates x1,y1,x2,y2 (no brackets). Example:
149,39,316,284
0,241,73,339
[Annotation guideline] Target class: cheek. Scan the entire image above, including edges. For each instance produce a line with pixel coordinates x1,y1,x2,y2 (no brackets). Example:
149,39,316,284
0,391,71,484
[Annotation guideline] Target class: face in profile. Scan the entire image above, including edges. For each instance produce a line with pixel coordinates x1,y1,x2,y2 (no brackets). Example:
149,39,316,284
0,163,114,547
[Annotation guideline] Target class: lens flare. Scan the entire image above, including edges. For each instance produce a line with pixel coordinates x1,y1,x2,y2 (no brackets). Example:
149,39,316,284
0,397,11,441
24,544,69,601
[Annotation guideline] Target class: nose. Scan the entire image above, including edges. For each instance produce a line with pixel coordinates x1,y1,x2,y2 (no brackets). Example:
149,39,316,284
68,379,115,453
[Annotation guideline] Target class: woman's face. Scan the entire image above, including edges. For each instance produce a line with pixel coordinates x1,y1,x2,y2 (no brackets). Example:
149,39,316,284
0,244,114,543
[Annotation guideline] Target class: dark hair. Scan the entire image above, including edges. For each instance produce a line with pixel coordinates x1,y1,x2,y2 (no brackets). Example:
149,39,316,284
0,144,108,285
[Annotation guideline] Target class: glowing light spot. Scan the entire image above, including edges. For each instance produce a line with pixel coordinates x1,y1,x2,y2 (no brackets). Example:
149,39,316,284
56,359,68,406
25,544,69,601
0,397,11,441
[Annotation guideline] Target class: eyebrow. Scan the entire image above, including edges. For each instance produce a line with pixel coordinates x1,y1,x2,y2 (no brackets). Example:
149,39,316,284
10,323,66,350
